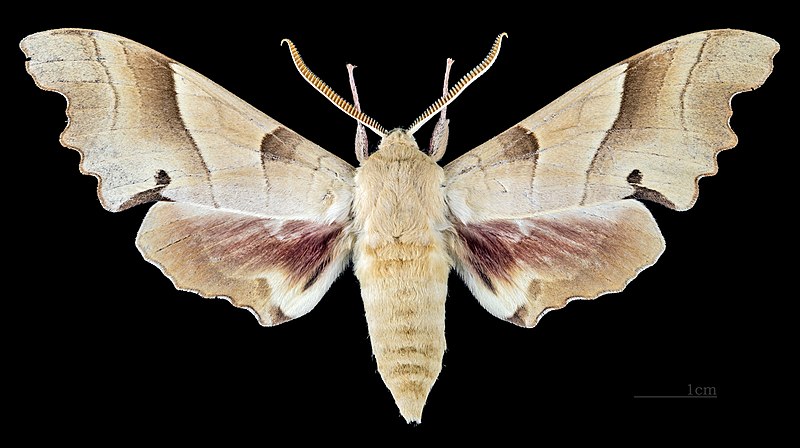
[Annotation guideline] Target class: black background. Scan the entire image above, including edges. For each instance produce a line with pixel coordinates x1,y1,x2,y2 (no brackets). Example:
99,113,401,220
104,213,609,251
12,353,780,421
6,3,789,439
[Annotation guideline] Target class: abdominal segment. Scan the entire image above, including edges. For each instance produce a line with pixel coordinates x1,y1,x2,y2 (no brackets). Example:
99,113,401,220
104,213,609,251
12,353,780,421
355,242,449,423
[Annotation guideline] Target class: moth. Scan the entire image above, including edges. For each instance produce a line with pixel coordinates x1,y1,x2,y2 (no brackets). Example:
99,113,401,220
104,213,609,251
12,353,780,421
21,29,778,423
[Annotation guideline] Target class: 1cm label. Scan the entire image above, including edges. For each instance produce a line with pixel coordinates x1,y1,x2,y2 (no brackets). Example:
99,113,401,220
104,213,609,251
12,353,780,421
687,384,717,397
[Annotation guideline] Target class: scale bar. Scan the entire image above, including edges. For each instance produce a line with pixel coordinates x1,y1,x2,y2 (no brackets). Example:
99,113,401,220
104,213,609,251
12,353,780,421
633,395,717,399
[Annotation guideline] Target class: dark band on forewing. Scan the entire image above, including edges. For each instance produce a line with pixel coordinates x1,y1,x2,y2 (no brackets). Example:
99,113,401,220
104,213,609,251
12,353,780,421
497,125,540,160
261,127,305,162
581,45,677,207
679,37,710,132
87,32,119,131
96,32,218,207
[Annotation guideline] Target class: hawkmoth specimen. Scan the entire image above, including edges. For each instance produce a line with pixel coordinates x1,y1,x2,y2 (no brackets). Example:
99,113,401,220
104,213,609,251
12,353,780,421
21,29,778,422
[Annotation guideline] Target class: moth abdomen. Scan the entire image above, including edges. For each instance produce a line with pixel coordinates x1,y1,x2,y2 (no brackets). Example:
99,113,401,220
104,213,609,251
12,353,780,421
356,247,449,423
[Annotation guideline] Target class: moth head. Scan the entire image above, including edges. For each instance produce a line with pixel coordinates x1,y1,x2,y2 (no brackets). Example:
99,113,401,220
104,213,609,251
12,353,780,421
379,129,418,150
282,34,507,159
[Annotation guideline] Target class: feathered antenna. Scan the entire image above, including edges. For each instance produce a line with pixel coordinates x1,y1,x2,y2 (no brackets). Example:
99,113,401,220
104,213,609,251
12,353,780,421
407,33,508,135
282,39,388,137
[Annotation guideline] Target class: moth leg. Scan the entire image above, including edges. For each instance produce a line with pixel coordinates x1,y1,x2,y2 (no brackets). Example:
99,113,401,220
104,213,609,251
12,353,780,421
347,64,369,163
428,58,454,162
